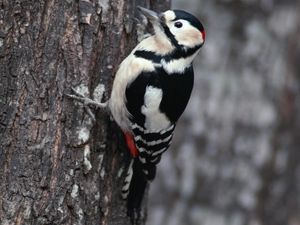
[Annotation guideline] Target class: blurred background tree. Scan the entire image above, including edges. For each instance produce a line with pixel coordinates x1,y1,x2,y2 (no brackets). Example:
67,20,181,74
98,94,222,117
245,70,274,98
148,0,300,225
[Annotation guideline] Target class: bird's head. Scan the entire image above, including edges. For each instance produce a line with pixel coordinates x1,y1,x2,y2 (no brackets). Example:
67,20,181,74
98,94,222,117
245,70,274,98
138,7,205,50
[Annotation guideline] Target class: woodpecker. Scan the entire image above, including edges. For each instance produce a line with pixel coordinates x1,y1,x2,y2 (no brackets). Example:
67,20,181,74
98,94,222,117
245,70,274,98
67,6,205,219
109,7,205,216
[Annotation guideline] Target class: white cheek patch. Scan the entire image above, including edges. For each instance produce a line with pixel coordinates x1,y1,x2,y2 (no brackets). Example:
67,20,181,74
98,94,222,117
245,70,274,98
169,20,203,47
141,86,170,131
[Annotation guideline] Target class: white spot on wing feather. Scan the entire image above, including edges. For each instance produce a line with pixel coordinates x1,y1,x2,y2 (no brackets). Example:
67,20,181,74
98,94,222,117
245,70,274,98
134,134,172,146
152,147,168,156
132,123,175,134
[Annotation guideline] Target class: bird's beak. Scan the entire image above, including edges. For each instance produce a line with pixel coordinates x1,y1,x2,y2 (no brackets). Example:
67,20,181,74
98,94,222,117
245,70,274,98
137,6,159,23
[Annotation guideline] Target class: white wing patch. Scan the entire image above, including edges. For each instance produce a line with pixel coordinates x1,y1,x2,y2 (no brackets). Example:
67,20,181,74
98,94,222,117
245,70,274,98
141,86,170,131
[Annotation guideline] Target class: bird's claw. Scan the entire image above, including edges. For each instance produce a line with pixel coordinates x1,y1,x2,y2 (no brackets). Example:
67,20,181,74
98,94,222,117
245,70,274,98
66,88,108,109
66,87,108,122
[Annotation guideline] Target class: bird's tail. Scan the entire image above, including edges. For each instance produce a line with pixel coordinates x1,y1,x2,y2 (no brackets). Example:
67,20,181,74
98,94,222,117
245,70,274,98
122,158,153,219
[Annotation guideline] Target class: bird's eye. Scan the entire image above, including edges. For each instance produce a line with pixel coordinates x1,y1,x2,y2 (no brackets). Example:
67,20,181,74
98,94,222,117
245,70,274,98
174,21,183,28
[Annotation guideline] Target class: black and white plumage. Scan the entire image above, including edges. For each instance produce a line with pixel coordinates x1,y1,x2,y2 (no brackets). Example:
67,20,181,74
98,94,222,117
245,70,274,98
109,7,205,216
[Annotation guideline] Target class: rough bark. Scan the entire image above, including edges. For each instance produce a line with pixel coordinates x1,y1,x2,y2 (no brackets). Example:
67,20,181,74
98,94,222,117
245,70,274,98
0,0,170,225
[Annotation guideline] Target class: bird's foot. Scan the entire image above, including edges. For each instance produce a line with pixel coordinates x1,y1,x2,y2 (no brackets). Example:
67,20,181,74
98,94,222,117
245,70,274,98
66,85,108,122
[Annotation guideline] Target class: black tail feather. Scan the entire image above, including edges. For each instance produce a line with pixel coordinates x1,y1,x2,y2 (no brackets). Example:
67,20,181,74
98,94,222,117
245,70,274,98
126,159,149,219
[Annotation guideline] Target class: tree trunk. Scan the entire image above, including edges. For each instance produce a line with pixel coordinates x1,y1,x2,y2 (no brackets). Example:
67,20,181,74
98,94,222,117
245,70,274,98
0,0,170,224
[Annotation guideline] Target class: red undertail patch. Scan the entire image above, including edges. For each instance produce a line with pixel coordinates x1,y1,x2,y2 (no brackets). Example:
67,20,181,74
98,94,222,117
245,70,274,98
124,132,139,158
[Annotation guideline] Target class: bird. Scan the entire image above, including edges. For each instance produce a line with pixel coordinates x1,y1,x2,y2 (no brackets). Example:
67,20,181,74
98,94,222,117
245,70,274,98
67,6,205,220
109,6,205,217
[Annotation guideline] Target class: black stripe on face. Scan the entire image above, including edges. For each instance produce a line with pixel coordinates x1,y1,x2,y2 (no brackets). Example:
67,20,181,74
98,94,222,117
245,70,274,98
162,24,182,49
